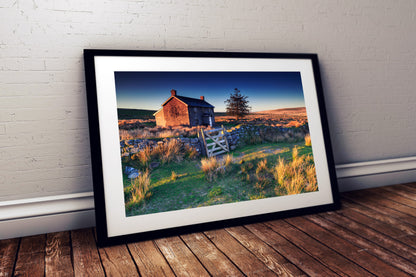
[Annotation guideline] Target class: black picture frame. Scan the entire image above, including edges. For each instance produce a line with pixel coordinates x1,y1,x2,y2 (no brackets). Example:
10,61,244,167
84,49,340,246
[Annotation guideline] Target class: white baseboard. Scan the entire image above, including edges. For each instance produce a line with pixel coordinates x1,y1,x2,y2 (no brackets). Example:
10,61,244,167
335,156,416,192
1,156,415,239
0,192,96,240
335,156,416,179
0,192,94,221
0,210,95,240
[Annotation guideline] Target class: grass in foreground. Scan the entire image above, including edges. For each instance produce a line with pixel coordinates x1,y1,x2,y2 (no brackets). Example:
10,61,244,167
124,141,317,217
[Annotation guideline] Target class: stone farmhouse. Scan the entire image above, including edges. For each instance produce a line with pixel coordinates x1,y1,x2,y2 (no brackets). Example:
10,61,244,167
154,90,215,127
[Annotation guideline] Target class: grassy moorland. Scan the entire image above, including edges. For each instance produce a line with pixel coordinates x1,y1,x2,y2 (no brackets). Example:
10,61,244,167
123,139,316,217
119,107,317,217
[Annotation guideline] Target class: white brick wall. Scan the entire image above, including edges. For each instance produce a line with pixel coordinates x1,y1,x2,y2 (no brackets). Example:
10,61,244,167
1,0,416,201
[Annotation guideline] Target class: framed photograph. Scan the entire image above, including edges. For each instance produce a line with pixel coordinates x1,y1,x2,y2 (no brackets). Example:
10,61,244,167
84,49,340,246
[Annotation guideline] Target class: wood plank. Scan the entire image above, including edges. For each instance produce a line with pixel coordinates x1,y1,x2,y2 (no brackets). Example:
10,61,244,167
344,190,416,218
14,234,46,277
0,238,19,277
71,228,105,277
342,199,416,236
245,223,338,276
286,216,410,277
98,244,138,277
128,240,175,277
374,187,416,208
211,150,228,156
382,185,416,200
205,133,229,152
307,214,416,276
155,236,210,276
45,232,73,277
225,226,305,276
342,194,416,226
396,183,416,195
207,140,226,147
181,232,243,276
265,220,373,276
204,229,276,276
337,208,416,246
208,143,228,153
321,211,416,263
404,182,416,188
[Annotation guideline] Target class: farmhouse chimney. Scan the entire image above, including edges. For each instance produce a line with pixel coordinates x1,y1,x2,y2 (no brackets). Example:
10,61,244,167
171,89,177,96
200,96,204,101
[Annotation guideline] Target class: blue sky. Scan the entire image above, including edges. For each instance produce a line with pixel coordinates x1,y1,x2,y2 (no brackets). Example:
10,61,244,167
115,71,305,112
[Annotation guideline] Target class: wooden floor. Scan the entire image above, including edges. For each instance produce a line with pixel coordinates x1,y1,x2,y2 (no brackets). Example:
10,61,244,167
1,183,416,276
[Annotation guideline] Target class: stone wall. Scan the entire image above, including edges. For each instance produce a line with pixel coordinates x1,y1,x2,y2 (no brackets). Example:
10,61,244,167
121,125,308,157
121,137,203,157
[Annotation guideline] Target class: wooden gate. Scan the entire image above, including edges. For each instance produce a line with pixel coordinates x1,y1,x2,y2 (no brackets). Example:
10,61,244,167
198,127,230,157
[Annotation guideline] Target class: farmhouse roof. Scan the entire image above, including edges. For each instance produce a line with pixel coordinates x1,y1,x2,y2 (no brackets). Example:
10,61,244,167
175,95,214,108
161,95,215,108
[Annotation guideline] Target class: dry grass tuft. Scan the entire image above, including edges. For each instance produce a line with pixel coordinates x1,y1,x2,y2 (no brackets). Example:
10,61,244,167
185,144,199,160
170,171,178,182
292,146,299,160
273,148,318,196
200,154,234,182
201,157,219,181
305,134,312,146
284,170,306,195
137,146,151,167
305,165,317,192
162,139,183,163
224,154,233,168
273,157,288,186
256,159,268,175
125,170,152,210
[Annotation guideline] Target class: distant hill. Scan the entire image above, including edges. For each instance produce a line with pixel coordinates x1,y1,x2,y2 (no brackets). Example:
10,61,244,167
117,108,157,120
255,107,306,115
214,112,228,117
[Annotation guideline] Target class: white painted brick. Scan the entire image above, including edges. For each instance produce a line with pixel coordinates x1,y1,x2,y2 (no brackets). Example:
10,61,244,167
0,71,52,84
0,141,91,160
0,125,5,135
1,0,416,201
0,0,16,8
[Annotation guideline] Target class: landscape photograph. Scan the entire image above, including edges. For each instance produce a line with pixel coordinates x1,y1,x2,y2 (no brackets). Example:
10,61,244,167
115,71,318,217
